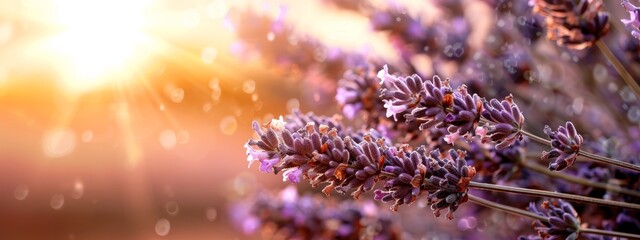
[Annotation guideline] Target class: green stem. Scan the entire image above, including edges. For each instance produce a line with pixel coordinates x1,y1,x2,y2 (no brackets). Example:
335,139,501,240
579,227,640,239
578,150,640,173
468,181,640,210
468,195,640,239
468,194,546,221
595,40,640,99
519,129,640,173
522,160,640,199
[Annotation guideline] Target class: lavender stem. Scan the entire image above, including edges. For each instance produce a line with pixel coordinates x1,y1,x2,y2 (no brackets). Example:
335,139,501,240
469,195,640,239
468,181,640,210
520,129,640,173
468,194,547,221
521,160,640,198
595,40,640,98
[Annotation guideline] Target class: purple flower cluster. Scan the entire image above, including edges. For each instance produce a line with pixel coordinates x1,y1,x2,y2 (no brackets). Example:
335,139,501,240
525,200,581,240
378,66,454,129
246,112,477,219
542,122,584,171
379,68,526,150
232,187,401,239
478,95,525,150
531,0,610,49
622,0,640,40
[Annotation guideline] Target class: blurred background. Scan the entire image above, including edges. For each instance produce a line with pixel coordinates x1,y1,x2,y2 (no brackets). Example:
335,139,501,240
2,0,636,239
0,0,408,239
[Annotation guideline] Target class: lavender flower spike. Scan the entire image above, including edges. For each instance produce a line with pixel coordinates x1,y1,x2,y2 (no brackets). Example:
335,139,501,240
622,0,640,39
531,0,610,49
527,200,581,240
379,68,453,129
478,95,525,150
245,121,282,173
542,122,584,171
425,149,476,220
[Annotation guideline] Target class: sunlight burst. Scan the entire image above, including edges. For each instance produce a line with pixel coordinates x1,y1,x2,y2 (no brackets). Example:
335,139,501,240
48,0,152,93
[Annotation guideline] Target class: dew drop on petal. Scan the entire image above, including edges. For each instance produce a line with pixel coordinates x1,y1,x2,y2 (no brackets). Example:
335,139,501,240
160,129,177,150
242,79,255,94
70,180,84,200
206,208,217,221
219,116,237,135
50,194,65,210
251,93,259,102
165,201,180,216
81,130,93,143
155,218,171,236
14,184,29,200
286,98,299,112
170,88,185,103
43,129,76,158
201,47,217,64
159,104,166,111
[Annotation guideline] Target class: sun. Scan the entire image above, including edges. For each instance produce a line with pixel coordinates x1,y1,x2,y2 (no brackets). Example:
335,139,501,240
46,0,153,93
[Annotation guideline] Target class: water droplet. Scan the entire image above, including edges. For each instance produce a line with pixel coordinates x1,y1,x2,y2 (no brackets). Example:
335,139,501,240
165,201,180,216
81,130,93,143
170,88,185,103
206,208,217,221
572,98,584,115
219,116,237,135
313,48,326,62
242,79,255,94
593,64,608,83
160,129,177,150
286,98,299,112
201,47,217,64
267,32,275,41
14,185,29,200
177,131,189,144
209,79,222,101
620,87,638,102
70,180,84,200
251,93,259,102
206,0,229,20
51,194,65,210
155,218,171,236
628,106,640,122
160,104,166,111
43,129,76,158
203,103,212,112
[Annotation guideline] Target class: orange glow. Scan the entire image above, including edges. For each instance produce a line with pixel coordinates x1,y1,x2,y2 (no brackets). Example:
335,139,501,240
45,0,152,93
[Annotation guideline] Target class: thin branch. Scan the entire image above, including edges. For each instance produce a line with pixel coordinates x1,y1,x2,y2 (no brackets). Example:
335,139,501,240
595,40,640,99
578,150,640,172
520,129,640,173
468,181,640,210
468,194,546,221
522,160,640,199
580,227,640,239
468,195,640,239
